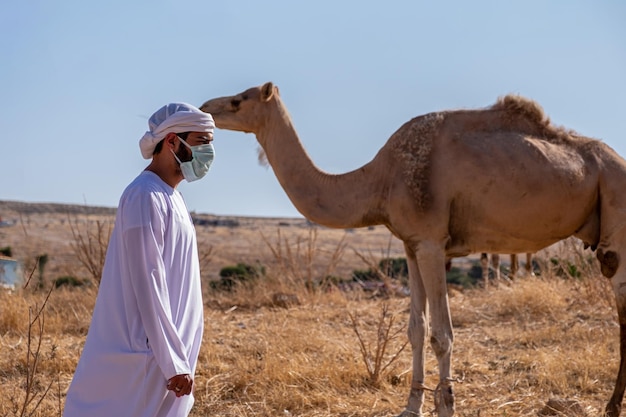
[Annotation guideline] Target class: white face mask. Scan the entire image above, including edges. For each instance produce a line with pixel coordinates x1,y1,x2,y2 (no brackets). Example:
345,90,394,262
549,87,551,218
171,137,215,182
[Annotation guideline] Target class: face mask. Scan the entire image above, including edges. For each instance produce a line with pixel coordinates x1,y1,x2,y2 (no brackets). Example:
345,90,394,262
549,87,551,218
171,137,215,182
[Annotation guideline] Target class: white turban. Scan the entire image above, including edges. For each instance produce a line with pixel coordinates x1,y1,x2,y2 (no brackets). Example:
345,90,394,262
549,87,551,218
139,102,215,159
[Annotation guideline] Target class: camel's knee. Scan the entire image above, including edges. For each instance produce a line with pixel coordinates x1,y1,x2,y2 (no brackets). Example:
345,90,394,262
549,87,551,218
430,332,453,358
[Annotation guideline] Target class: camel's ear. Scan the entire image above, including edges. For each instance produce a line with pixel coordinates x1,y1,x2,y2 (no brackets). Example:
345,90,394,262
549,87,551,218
261,82,274,102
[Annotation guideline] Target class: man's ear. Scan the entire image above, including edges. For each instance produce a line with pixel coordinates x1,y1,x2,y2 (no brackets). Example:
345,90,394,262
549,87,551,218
165,132,179,149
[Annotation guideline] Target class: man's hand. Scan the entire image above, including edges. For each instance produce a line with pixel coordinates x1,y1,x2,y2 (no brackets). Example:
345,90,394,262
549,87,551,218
167,374,193,397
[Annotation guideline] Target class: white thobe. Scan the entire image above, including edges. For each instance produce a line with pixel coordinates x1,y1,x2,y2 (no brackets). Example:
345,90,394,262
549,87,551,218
64,171,204,417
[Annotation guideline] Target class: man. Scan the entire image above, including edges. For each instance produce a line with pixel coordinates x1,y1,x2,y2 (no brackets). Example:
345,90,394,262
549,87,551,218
64,103,215,417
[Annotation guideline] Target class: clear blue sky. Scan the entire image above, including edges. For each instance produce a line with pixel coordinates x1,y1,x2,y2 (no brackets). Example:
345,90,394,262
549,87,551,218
1,1,624,218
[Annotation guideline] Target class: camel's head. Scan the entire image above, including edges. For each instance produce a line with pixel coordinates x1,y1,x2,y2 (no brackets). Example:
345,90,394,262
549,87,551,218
199,82,277,134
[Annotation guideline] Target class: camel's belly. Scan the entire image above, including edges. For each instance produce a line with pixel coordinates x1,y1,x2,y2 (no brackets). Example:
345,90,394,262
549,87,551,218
445,182,597,255
431,133,599,254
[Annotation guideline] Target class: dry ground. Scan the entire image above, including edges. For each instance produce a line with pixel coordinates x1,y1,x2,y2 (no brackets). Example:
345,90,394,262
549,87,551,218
0,201,620,416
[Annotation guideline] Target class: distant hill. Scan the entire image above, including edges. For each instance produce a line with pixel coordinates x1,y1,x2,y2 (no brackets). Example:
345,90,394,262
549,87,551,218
0,200,117,216
0,200,306,225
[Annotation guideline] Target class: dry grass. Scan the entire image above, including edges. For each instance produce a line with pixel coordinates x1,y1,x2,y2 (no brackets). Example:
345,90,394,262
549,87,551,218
0,202,621,416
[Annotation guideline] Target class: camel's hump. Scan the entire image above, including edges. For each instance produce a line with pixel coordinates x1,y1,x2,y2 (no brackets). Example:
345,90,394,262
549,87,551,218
491,94,550,126
492,94,549,127
488,94,573,140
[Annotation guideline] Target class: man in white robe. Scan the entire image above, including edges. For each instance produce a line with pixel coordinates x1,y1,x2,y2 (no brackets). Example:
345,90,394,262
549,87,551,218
64,103,215,417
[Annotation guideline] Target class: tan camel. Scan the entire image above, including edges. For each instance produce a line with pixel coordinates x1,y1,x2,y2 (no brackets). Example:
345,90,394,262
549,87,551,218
200,82,626,417
510,253,534,277
480,252,534,285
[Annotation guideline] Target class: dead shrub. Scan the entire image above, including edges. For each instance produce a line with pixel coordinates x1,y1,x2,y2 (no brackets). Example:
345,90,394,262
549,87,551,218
68,215,112,285
260,227,347,293
348,303,408,387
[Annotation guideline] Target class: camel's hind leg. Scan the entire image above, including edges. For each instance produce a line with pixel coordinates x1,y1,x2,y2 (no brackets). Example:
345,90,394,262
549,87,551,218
511,253,534,278
510,254,519,277
604,248,626,416
480,253,501,286
525,253,535,276
480,253,489,286
491,254,501,282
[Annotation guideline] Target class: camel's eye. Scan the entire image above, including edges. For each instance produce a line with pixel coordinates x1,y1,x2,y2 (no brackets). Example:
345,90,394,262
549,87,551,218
231,99,241,110
242,94,248,100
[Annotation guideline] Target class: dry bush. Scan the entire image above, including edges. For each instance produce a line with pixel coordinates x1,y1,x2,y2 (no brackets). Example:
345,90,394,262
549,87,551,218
0,267,62,417
197,240,214,276
68,215,112,285
540,237,613,308
352,245,407,297
260,227,347,292
349,304,408,387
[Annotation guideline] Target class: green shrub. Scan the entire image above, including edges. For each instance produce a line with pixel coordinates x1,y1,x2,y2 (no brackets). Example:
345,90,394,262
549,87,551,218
54,276,85,288
467,264,482,280
550,257,582,279
0,246,12,257
36,254,49,288
211,262,265,291
351,268,380,282
351,257,485,289
379,257,408,280
352,257,409,283
446,266,476,288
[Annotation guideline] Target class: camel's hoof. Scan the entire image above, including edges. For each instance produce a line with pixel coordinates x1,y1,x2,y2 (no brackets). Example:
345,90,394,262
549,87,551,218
605,402,621,417
396,411,422,417
435,383,455,417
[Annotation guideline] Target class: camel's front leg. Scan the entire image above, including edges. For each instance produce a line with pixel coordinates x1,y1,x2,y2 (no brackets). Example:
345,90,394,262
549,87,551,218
399,245,428,417
416,240,455,417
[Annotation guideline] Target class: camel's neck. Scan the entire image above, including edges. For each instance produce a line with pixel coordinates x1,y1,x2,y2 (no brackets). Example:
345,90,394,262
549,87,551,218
257,99,387,228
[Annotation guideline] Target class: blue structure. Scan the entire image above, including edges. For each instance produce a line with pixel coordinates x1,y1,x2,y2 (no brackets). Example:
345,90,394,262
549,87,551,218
0,256,22,289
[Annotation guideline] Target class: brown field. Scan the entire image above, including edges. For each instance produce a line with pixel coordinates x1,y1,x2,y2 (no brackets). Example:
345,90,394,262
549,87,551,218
0,200,620,416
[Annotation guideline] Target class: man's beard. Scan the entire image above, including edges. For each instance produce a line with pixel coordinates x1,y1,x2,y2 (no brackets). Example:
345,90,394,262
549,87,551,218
174,143,192,176
175,144,192,164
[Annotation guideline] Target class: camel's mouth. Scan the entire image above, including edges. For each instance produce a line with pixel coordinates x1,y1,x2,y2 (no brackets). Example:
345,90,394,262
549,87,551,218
200,95,233,115
199,101,218,115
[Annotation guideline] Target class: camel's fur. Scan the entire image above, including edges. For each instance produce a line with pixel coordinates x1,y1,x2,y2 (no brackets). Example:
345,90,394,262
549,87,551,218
201,82,626,417
388,95,593,214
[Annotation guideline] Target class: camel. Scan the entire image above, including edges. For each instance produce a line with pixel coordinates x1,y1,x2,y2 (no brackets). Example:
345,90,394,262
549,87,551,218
480,252,534,285
200,82,626,417
510,252,535,277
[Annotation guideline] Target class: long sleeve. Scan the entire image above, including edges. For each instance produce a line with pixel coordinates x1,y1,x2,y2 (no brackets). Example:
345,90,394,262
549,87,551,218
123,223,191,379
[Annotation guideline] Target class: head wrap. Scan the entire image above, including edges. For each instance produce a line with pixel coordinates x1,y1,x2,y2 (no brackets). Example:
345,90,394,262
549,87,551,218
139,102,215,159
